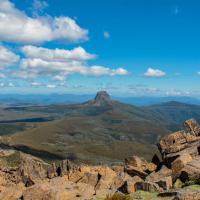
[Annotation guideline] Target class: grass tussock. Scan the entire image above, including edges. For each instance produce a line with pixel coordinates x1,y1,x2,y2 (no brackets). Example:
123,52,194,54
183,178,200,187
104,193,132,200
0,151,21,168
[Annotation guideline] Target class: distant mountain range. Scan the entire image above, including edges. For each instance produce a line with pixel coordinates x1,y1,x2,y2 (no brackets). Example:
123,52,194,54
5,91,200,164
115,96,200,106
0,93,200,106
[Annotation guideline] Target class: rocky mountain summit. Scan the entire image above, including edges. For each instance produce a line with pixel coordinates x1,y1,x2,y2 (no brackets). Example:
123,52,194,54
90,91,113,106
1,119,200,199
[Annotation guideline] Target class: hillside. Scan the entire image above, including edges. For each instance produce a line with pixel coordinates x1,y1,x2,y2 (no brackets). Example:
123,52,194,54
144,101,200,131
1,119,200,200
4,91,200,164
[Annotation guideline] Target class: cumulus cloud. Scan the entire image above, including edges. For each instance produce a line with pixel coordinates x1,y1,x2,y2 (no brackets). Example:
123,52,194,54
20,46,128,79
13,70,37,79
0,45,19,68
20,58,128,77
0,0,88,44
21,46,96,61
0,1,129,84
144,68,166,77
82,66,128,76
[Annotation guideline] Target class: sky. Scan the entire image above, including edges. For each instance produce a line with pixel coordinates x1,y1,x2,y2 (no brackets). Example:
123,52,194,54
0,0,200,96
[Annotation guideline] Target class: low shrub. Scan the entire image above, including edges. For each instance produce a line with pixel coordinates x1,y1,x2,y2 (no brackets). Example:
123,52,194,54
104,193,132,200
183,178,200,187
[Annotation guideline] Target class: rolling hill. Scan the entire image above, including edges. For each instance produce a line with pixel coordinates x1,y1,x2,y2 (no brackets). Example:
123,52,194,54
4,91,200,164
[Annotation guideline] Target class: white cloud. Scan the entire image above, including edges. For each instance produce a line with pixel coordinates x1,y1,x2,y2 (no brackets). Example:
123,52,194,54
82,66,128,76
0,0,88,44
53,75,66,81
0,45,19,67
20,46,128,79
20,58,128,77
103,31,110,39
46,84,56,88
31,82,42,87
12,69,39,79
8,82,14,87
0,73,6,78
0,83,5,87
115,68,129,75
144,68,166,77
21,46,96,61
165,89,190,96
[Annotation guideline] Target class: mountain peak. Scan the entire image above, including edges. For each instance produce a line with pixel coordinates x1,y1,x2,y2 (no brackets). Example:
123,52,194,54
93,91,112,106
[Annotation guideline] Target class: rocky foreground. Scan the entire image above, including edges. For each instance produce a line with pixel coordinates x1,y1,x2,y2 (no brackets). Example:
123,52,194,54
1,119,200,199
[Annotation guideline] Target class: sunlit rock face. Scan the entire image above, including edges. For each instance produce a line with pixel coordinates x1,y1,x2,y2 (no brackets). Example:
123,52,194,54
93,91,113,106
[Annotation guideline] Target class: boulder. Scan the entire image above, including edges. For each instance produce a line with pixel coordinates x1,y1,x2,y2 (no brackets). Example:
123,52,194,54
163,141,200,167
124,165,148,179
158,131,188,155
180,156,200,182
184,118,200,136
94,166,119,192
171,154,193,179
111,165,124,174
117,175,143,194
18,153,48,181
125,155,147,169
146,165,172,190
135,181,162,192
22,175,35,187
22,177,95,200
145,162,157,173
0,183,24,200
146,165,172,182
78,172,99,187
68,170,83,183
174,189,200,200
61,159,78,176
124,155,148,178
155,176,172,191
47,163,57,179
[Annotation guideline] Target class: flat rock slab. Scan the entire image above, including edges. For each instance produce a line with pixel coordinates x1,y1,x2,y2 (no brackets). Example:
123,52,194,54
159,189,200,200
174,189,200,200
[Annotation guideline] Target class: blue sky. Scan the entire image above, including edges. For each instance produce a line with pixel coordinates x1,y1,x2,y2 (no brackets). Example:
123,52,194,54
0,0,200,96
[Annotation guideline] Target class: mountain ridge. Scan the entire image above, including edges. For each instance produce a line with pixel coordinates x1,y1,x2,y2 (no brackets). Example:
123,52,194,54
0,93,200,106
4,91,200,164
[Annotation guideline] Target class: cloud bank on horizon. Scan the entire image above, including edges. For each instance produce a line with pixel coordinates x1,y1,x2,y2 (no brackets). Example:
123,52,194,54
0,0,199,96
